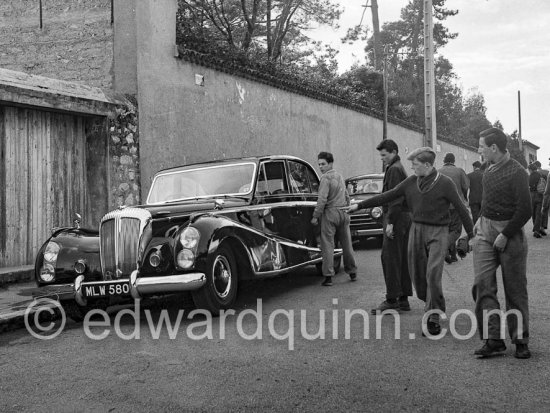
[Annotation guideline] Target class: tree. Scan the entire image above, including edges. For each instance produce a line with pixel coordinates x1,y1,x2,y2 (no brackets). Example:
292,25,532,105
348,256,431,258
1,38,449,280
177,0,342,64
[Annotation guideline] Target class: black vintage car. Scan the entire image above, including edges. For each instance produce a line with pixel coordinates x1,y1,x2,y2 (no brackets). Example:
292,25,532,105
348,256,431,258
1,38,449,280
345,173,384,242
35,155,341,317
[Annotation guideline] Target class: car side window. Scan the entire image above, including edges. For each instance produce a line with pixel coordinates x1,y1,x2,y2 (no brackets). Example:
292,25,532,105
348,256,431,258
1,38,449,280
305,165,320,193
255,161,289,196
288,161,312,194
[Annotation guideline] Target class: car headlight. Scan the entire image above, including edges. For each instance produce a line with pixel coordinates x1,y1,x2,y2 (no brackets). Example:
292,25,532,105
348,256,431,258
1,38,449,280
179,227,200,249
39,263,55,282
371,207,382,219
43,241,60,263
149,251,162,268
177,249,195,269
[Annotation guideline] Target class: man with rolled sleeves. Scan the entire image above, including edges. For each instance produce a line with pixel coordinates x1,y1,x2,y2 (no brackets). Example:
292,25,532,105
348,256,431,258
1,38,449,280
472,127,532,359
312,152,357,286
348,147,473,335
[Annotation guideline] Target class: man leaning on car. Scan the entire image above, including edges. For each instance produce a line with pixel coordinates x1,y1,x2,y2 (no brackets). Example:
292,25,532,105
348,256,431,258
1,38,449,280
311,151,357,286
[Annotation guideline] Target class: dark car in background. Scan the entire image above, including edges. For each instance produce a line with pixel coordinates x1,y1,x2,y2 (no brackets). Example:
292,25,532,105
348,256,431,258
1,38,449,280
345,173,384,243
34,155,342,318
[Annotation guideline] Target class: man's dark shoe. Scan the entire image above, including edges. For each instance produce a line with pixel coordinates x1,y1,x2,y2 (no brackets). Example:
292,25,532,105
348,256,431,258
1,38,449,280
398,298,411,311
514,343,531,359
540,229,547,236
349,273,357,281
371,300,399,314
444,254,453,264
474,339,506,357
422,321,441,337
450,255,458,263
321,276,333,286
534,232,542,238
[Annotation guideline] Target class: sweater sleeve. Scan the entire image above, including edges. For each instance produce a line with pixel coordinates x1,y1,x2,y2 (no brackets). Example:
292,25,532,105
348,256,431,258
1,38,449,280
313,175,329,219
501,169,532,238
358,177,407,210
385,166,406,224
447,180,474,238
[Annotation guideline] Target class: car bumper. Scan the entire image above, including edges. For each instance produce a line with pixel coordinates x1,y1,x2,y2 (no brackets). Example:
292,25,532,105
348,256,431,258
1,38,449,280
351,228,383,237
38,271,207,306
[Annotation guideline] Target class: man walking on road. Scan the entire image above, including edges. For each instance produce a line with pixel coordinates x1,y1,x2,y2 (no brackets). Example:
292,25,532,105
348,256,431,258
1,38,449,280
439,153,469,263
312,152,357,286
348,147,473,336
472,127,532,359
467,161,484,225
370,139,412,314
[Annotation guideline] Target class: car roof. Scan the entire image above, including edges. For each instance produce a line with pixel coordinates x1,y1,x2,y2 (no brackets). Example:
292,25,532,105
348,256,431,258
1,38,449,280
346,173,385,181
156,155,310,175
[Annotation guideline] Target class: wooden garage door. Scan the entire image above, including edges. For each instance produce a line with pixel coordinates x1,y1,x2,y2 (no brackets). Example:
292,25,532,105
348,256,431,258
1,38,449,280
0,106,91,267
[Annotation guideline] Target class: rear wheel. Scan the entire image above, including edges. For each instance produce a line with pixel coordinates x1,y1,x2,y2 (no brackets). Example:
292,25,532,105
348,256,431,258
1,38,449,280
191,244,238,316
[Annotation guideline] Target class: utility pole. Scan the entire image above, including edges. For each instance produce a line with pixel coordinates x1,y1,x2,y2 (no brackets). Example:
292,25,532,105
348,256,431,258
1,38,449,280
423,0,437,150
383,44,389,140
517,90,523,152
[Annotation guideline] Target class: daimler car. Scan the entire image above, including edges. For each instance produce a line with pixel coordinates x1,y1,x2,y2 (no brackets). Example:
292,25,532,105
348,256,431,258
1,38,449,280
35,156,342,318
345,173,384,242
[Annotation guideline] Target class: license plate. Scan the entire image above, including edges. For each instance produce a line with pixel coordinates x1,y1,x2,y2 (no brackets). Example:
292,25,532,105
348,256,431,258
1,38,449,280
82,281,131,298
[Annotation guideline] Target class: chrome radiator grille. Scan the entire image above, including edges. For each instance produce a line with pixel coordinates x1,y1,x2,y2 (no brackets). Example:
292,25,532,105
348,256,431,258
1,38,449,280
99,208,151,280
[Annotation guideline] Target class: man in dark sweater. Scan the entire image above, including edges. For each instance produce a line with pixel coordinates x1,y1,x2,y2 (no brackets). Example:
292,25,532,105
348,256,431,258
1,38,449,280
467,161,484,225
370,139,412,314
472,127,532,359
348,147,474,336
528,163,544,238
439,152,470,263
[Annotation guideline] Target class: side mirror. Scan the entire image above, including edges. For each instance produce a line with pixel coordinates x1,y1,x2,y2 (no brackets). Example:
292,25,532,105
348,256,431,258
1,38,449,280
74,213,82,229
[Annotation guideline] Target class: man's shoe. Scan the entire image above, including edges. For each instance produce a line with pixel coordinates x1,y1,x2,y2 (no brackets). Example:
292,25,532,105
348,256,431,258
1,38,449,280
444,254,452,264
540,229,547,236
371,300,399,314
515,343,531,359
474,339,506,357
534,232,542,238
398,298,411,311
321,276,333,286
349,273,357,282
422,321,441,336
450,255,458,263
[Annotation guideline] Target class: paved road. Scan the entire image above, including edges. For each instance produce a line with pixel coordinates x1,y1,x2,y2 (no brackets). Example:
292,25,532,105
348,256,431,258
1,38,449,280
1,232,549,412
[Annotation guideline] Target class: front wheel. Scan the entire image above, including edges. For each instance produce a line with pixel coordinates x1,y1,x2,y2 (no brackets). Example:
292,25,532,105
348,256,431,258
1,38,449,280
191,244,238,316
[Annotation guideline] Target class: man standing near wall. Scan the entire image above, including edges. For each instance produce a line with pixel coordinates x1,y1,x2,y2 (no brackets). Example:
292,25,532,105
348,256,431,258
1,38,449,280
348,147,473,335
472,127,532,359
533,160,548,234
529,163,544,238
467,161,484,225
439,153,470,263
370,139,412,313
312,152,357,286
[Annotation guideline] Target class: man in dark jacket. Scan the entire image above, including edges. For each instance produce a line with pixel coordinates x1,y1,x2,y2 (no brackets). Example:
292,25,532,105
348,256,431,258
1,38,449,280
439,153,469,263
529,163,546,238
348,147,474,336
472,127,532,359
467,161,484,225
370,139,412,313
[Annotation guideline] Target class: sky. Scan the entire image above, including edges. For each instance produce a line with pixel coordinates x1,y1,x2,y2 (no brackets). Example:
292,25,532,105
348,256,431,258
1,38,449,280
311,0,550,167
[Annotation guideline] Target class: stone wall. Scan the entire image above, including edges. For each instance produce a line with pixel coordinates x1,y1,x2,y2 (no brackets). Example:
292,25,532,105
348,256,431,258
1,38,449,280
108,100,141,208
0,0,113,88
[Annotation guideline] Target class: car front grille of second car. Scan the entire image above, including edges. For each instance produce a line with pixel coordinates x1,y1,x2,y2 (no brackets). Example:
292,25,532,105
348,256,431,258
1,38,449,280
99,208,151,280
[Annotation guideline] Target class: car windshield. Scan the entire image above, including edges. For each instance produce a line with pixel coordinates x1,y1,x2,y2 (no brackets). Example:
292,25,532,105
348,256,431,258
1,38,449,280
347,178,383,195
147,162,256,204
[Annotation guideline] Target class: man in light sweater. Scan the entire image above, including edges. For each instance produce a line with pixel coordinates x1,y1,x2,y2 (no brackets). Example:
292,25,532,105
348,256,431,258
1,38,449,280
348,147,474,336
472,127,532,359
312,151,357,287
